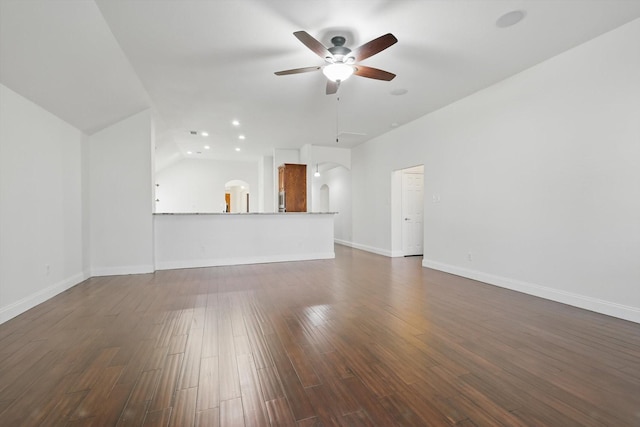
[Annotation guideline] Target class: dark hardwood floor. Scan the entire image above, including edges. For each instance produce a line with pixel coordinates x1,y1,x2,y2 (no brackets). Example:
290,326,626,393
1,245,639,426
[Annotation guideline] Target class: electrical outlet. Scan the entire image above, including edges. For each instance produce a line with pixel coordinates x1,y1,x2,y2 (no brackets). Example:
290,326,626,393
467,253,472,262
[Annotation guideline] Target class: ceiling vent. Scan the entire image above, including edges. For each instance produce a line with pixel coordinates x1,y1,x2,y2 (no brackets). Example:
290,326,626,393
338,131,366,139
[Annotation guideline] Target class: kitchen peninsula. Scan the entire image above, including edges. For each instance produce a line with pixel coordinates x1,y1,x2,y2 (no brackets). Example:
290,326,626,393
153,212,336,270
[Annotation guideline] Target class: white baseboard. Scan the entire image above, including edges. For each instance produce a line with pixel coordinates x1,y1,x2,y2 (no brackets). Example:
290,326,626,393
90,264,155,277
334,239,396,257
0,272,88,324
390,250,406,258
422,259,640,324
155,252,335,271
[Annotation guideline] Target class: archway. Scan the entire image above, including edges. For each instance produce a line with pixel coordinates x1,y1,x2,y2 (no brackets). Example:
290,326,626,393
224,180,250,213
319,184,330,212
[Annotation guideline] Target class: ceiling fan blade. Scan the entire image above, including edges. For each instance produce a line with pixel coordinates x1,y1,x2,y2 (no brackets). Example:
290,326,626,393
354,65,396,81
326,80,339,95
294,31,331,60
274,66,321,76
351,33,398,62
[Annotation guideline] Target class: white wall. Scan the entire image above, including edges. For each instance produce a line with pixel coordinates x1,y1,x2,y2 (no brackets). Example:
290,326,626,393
273,148,300,168
154,213,335,270
89,110,154,276
155,158,258,213
351,19,640,322
317,166,352,243
351,137,399,255
258,156,274,212
302,144,351,213
81,133,90,274
0,84,86,323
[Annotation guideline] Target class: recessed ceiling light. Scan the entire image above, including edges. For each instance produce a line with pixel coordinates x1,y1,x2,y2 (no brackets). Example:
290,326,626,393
496,10,526,28
235,147,241,152
390,122,399,128
201,131,209,137
390,88,408,96
238,135,246,140
204,145,210,150
187,151,193,154
232,120,240,126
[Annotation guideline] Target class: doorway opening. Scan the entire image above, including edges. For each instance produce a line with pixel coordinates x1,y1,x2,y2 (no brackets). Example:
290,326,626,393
319,184,330,212
391,165,424,257
224,180,250,213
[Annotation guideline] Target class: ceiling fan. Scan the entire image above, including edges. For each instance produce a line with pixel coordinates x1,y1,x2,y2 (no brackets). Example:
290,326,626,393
275,31,398,94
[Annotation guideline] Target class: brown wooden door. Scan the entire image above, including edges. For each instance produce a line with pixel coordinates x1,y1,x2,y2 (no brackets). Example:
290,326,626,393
280,163,306,212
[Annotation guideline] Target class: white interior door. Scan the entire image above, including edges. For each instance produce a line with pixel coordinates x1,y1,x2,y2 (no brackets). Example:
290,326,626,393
402,172,424,256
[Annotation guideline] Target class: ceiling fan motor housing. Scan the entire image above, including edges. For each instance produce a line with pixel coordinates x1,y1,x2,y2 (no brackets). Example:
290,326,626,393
327,36,352,63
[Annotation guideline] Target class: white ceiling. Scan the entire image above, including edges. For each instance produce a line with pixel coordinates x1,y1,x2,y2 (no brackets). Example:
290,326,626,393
2,1,640,170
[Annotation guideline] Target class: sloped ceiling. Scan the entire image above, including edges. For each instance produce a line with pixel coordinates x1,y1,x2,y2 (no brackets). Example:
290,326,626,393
0,1,150,133
2,1,640,168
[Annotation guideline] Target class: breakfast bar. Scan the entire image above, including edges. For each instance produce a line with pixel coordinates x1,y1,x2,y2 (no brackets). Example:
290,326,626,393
153,212,336,270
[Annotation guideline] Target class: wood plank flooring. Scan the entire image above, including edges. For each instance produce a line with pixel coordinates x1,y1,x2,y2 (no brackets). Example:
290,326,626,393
1,245,640,426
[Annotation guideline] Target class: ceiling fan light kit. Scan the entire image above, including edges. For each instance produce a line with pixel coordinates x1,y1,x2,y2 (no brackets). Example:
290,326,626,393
275,30,398,94
322,63,354,82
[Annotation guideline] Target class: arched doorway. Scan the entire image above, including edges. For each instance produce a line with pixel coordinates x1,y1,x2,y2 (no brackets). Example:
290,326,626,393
319,184,330,212
224,180,250,213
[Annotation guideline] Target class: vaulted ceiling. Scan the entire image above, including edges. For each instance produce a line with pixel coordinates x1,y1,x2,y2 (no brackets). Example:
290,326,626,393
2,1,640,169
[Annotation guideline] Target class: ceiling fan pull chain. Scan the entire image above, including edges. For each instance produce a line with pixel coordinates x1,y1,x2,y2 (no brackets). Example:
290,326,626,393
336,96,340,143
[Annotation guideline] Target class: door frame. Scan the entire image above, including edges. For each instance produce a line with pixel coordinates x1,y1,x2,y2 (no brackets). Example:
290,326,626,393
391,165,425,257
